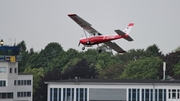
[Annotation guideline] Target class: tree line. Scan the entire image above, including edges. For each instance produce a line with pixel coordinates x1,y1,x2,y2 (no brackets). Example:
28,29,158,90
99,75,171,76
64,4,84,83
16,40,180,101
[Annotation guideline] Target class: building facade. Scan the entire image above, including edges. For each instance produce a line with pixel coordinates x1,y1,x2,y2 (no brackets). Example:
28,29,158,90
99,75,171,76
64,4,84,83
46,79,180,101
0,45,33,101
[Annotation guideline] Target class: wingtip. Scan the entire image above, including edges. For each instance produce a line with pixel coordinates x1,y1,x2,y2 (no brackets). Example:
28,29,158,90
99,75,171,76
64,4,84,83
68,14,77,16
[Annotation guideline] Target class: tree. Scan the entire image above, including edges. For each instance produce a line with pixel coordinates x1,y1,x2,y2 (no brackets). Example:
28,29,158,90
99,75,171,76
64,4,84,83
121,57,162,79
35,58,98,101
34,67,63,101
146,44,163,56
98,63,126,79
174,46,180,52
160,51,180,78
63,58,98,79
17,40,29,72
37,42,65,70
23,67,45,93
62,58,81,72
173,61,180,79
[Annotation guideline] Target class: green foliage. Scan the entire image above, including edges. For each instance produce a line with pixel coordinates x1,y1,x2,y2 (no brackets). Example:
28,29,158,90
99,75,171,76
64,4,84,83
146,44,162,56
98,63,126,79
121,57,162,79
17,40,29,72
62,58,80,72
16,40,180,101
173,61,180,79
23,67,45,93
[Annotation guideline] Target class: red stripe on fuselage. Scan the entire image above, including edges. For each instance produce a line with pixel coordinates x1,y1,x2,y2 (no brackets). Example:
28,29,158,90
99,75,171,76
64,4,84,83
80,34,129,45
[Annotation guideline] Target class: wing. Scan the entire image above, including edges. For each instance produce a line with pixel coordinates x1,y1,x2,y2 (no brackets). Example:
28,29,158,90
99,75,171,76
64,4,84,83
104,41,126,53
68,14,102,36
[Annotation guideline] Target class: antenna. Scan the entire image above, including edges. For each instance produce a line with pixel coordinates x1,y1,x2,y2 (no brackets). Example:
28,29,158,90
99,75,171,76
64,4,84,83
163,62,166,80
14,38,16,46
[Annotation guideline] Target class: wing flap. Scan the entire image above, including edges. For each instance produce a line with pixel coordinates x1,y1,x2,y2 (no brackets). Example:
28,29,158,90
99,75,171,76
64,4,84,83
104,41,126,53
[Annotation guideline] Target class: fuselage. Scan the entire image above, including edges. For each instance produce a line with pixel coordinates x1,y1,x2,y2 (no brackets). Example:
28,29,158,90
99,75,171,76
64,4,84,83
80,34,129,45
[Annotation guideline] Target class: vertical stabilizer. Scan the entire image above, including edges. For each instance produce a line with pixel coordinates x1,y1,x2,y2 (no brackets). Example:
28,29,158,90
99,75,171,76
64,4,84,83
123,23,134,34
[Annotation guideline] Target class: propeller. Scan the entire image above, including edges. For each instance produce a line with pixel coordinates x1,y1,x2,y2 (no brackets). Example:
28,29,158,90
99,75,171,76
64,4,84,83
78,42,80,47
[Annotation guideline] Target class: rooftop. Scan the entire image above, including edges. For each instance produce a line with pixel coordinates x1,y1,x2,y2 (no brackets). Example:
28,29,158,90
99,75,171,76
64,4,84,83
46,79,180,84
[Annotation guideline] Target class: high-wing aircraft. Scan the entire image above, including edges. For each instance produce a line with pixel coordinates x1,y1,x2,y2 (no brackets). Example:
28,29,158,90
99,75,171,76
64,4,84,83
68,14,134,53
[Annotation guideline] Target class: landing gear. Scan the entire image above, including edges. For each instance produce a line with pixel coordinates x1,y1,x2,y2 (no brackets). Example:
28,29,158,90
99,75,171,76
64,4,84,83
98,49,102,53
82,47,85,50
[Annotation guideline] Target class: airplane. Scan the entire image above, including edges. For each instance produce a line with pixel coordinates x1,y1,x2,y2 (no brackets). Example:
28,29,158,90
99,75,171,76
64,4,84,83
68,14,134,53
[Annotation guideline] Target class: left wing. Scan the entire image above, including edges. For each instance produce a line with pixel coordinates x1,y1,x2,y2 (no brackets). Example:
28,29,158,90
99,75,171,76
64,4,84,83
104,41,126,53
68,14,102,36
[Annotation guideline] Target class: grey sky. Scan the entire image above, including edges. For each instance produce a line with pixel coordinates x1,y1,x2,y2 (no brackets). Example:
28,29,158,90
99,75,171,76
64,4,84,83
0,0,180,54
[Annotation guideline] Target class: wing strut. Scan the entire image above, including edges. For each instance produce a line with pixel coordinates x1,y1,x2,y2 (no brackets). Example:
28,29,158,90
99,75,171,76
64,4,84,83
83,29,90,44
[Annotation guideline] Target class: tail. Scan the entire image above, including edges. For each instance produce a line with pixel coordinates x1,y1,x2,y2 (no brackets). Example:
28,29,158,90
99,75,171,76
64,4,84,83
123,23,134,34
114,22,134,41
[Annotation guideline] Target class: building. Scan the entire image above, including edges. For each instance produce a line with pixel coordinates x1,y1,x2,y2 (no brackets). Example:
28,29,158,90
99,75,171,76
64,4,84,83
0,43,33,101
46,79,180,101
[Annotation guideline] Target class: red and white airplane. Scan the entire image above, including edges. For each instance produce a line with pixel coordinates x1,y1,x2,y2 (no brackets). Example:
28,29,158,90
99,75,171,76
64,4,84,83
68,14,134,53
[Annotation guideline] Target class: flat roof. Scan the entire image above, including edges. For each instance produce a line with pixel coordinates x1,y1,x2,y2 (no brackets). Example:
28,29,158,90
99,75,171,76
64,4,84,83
46,79,180,84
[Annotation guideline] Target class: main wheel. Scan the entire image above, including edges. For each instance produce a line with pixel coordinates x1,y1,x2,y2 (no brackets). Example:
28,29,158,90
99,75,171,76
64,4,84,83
98,49,102,53
82,47,85,50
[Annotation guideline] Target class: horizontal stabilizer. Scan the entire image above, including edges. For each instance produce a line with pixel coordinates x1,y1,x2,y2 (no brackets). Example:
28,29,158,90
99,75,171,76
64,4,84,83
114,30,133,41
124,36,133,41
114,30,126,36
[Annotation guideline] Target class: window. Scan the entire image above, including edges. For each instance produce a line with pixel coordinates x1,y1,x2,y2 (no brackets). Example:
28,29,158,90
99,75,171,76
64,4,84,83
20,80,23,85
24,92,27,97
14,68,17,73
178,89,180,99
14,80,17,85
172,89,176,99
17,91,31,97
18,80,20,85
0,93,13,99
50,88,53,101
54,88,57,101
10,68,12,73
0,67,6,73
27,92,31,97
27,80,31,85
63,88,75,101
21,92,23,97
24,80,27,85
76,88,86,101
169,89,171,99
0,80,6,87
16,80,31,86
17,92,20,97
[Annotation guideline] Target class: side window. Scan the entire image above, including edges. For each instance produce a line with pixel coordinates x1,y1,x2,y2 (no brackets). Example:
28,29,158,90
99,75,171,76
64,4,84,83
24,80,27,85
14,80,17,85
14,68,17,73
0,67,6,73
10,68,12,73
27,80,31,85
0,80,6,87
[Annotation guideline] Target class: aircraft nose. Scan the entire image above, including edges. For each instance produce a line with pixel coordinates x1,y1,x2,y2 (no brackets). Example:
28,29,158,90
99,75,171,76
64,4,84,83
80,39,86,44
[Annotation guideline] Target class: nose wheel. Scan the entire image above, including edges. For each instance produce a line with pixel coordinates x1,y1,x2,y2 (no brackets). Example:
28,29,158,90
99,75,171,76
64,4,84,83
82,47,85,50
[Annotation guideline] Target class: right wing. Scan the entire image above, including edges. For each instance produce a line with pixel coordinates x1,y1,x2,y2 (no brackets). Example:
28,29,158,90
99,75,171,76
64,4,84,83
68,14,102,36
104,41,126,53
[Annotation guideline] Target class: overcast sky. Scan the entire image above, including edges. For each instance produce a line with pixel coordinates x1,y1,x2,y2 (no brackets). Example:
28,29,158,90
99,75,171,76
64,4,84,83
0,0,180,54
